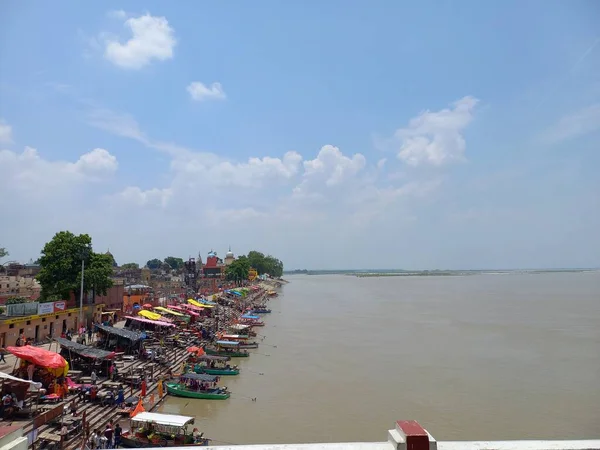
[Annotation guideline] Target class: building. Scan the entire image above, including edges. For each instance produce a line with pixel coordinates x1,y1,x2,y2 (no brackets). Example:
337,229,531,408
0,300,92,347
224,247,235,266
0,275,42,303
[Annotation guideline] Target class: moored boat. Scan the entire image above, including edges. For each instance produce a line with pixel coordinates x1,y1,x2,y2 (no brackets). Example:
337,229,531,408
205,340,250,357
193,354,239,376
165,373,230,400
121,412,210,447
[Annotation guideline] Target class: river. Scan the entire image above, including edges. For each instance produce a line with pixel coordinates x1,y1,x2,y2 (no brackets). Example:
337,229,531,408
156,271,600,444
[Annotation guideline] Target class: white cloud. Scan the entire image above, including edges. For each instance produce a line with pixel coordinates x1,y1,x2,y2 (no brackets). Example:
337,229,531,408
103,13,176,69
542,104,600,143
187,82,226,102
0,147,118,197
0,119,13,144
107,10,127,20
395,96,478,166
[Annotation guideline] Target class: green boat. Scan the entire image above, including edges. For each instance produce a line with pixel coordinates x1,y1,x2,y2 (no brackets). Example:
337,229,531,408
194,364,239,376
165,373,230,400
205,340,250,358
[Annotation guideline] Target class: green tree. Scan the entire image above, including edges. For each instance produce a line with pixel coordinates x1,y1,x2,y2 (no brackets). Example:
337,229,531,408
5,296,29,305
246,250,284,277
121,262,140,270
107,253,118,267
225,255,250,282
146,258,162,270
36,231,113,301
0,247,8,259
164,256,184,271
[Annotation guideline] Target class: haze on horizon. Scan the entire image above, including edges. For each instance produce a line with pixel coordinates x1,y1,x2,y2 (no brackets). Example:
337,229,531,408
1,1,599,271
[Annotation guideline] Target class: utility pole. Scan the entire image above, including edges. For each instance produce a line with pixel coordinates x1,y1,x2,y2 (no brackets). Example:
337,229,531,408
79,258,85,329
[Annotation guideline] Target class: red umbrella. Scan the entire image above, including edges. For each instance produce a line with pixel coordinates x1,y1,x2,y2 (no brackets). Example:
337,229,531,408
143,304,153,309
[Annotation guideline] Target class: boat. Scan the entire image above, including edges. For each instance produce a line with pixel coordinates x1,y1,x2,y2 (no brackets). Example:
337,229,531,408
121,412,210,447
219,334,260,349
193,355,240,376
205,340,249,357
165,373,230,400
250,308,271,314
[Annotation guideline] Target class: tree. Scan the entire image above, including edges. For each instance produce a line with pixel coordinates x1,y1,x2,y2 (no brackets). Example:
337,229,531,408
225,256,250,282
246,250,284,277
107,253,118,267
121,262,140,270
146,259,162,270
36,231,113,301
0,247,8,259
5,297,29,305
164,256,184,271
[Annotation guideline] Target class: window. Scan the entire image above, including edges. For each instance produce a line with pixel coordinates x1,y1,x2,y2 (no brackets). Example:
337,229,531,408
9,324,14,329
68,313,71,317
26,320,31,325
42,318,46,322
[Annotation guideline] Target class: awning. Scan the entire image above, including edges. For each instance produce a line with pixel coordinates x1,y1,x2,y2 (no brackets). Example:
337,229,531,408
179,373,218,382
184,304,204,312
125,316,175,328
0,371,43,389
154,307,186,317
131,412,195,427
138,310,167,321
96,324,143,342
55,337,116,360
7,345,68,369
168,305,200,317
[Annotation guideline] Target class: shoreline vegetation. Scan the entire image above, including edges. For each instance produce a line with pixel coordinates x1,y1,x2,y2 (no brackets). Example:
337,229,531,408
284,268,598,277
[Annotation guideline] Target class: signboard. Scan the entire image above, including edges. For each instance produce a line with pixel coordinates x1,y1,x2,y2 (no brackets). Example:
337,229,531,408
6,302,39,317
37,302,54,315
53,301,66,312
2,307,80,325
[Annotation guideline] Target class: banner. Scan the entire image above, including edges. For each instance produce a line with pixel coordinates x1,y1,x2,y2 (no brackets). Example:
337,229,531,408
37,302,54,315
54,301,66,312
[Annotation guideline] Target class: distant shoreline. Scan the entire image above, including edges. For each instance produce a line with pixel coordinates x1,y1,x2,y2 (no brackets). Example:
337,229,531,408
283,268,599,277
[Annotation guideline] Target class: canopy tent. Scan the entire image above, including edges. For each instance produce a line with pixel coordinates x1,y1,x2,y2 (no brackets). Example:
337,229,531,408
154,307,186,317
7,345,69,377
96,324,143,342
179,373,218,382
138,309,172,322
168,305,200,317
55,337,116,360
0,371,43,389
188,299,214,309
183,304,204,312
131,412,195,428
125,316,175,328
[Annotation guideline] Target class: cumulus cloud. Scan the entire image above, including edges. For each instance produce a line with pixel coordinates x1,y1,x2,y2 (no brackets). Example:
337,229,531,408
395,96,478,166
103,13,176,69
187,82,226,102
0,119,13,144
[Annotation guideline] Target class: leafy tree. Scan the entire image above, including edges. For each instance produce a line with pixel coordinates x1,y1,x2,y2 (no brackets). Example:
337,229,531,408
225,255,250,282
0,247,8,259
5,296,29,305
36,231,113,301
107,253,118,267
246,251,284,277
121,262,140,270
164,256,184,271
146,259,162,270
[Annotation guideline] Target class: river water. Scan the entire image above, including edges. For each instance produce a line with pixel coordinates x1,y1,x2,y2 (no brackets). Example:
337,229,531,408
157,272,600,444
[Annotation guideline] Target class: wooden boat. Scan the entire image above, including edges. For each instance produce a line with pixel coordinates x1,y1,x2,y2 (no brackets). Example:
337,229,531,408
192,355,239,376
121,412,210,447
194,364,239,376
250,308,271,314
219,334,259,349
205,340,249,357
165,373,230,400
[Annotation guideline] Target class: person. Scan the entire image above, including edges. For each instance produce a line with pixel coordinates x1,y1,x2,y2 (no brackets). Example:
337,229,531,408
70,399,77,416
0,347,6,363
116,385,124,406
109,364,114,381
87,327,93,343
104,423,113,449
89,429,98,450
113,423,122,448
140,378,146,397
60,424,68,448
91,370,97,385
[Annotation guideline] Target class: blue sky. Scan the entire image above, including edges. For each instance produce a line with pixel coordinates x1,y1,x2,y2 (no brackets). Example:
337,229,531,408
1,1,599,270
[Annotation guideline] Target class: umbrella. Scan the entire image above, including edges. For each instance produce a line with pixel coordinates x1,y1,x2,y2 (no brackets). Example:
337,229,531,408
186,347,205,356
143,303,153,309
